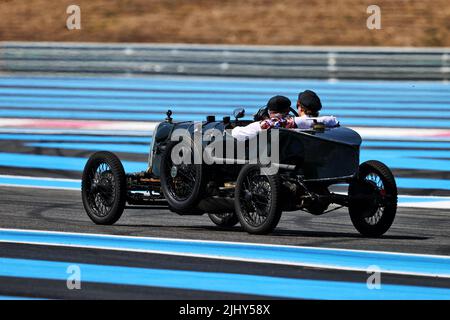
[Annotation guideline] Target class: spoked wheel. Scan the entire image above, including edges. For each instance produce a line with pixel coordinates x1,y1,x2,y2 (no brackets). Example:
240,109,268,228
349,160,398,237
234,164,282,234
81,151,127,225
208,212,240,228
160,141,206,212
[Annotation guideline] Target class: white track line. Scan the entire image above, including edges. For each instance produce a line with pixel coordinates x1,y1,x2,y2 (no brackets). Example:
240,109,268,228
1,239,447,279
1,227,448,259
0,228,449,278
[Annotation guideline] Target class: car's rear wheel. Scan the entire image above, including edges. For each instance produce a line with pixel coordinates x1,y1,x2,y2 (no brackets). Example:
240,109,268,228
160,140,206,212
81,151,127,225
208,212,239,228
348,160,398,237
234,164,282,234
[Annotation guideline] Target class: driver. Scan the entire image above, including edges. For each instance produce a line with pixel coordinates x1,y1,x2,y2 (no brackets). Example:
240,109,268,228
231,93,338,141
231,95,293,141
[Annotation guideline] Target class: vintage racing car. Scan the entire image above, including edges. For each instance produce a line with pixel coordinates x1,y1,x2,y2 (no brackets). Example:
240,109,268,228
81,109,398,236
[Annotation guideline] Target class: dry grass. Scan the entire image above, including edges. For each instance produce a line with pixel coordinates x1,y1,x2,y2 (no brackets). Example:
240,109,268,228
0,0,449,46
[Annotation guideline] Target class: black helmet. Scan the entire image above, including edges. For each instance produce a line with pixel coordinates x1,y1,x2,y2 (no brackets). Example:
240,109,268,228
267,95,291,113
298,90,322,114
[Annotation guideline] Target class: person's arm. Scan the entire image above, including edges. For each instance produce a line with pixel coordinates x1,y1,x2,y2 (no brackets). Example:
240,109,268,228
294,116,339,129
320,116,339,127
231,122,262,141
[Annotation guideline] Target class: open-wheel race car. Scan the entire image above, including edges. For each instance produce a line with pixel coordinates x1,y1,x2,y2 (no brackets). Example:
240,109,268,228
81,109,398,237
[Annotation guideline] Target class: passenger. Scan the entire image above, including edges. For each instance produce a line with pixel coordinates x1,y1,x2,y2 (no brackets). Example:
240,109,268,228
297,90,321,117
295,90,338,129
231,93,338,141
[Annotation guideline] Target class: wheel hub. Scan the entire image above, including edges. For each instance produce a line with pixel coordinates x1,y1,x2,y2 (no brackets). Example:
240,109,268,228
170,166,178,178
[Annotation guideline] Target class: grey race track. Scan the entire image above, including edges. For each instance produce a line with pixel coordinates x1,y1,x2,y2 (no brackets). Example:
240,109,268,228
0,187,448,255
1,186,450,299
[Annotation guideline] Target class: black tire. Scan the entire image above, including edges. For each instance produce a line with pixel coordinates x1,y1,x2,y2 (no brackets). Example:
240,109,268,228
348,160,398,237
208,212,240,228
160,140,206,212
234,164,282,234
81,151,127,225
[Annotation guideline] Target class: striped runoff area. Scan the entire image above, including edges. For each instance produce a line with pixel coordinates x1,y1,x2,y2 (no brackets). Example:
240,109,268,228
0,76,450,128
0,76,449,300
0,75,449,197
0,229,449,300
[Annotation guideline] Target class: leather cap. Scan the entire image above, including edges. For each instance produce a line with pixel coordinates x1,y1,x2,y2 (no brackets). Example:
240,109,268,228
267,95,291,112
298,90,322,113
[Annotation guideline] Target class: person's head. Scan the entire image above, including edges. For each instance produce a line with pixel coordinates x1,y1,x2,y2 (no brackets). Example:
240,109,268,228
267,95,291,117
297,90,322,117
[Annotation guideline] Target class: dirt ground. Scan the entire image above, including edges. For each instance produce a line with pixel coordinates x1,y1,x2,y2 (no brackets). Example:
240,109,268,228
0,0,449,46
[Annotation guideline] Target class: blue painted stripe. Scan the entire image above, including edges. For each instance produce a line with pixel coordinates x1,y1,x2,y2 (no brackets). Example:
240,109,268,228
326,109,450,118
0,153,146,173
0,88,307,99
0,174,448,195
0,101,251,112
2,76,449,91
0,75,449,194
0,128,152,136
2,87,450,100
0,75,447,86
342,117,450,128
0,78,449,95
2,109,450,128
398,196,450,203
0,295,44,300
0,153,447,190
0,96,271,106
0,176,80,189
2,102,450,119
0,133,151,143
27,144,447,163
0,257,448,300
0,75,448,86
363,149,450,159
0,97,449,113
363,141,450,149
0,229,449,278
0,110,177,121
326,101,450,109
1,92,446,104
361,151,450,171
364,136,450,142
27,142,149,154
396,178,450,190
361,153,450,173
2,96,450,110
1,93,450,106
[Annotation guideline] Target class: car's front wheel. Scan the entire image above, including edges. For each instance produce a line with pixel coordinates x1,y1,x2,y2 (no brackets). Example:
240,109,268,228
234,164,282,234
81,151,127,225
